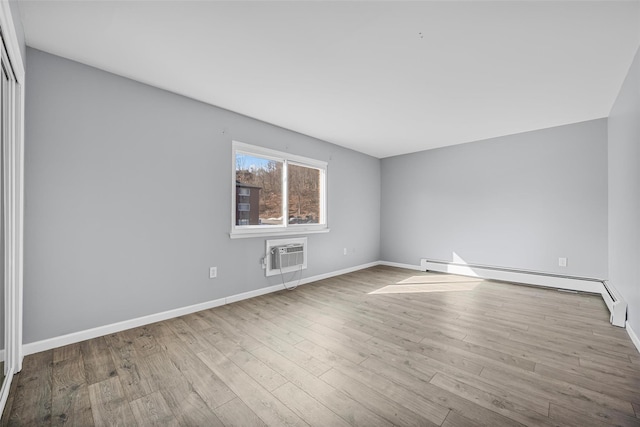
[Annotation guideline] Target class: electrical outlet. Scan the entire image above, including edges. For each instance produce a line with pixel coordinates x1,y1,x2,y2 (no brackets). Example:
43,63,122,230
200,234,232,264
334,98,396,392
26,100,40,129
209,267,217,278
343,248,348,255
558,258,567,267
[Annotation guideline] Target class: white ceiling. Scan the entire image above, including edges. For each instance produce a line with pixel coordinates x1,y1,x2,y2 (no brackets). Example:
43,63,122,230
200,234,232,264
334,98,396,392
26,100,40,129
19,1,640,158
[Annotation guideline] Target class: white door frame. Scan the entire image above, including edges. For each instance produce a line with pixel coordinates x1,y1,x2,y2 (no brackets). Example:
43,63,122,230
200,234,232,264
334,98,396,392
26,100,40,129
0,0,25,417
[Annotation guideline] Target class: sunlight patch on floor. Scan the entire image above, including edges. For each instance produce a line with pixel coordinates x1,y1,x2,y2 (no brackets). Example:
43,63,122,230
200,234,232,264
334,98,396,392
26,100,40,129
369,281,479,295
396,275,485,285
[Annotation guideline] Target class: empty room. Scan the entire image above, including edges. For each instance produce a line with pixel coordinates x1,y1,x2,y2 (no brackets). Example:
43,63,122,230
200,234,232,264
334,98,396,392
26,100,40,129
0,0,638,425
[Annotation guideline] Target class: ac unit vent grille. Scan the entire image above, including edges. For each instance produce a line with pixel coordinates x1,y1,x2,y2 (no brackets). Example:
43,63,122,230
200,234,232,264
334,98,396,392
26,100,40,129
272,244,305,270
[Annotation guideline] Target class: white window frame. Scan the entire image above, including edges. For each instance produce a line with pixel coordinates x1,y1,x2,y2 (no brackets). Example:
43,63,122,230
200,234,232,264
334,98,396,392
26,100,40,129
231,141,329,239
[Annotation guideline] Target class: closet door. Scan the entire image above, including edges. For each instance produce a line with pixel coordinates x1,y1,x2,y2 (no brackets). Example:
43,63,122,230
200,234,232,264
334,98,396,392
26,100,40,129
0,48,5,387
0,11,24,415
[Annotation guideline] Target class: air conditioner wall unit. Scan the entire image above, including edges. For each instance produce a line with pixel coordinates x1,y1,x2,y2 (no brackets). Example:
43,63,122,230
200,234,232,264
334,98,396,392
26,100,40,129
266,237,307,277
272,244,304,270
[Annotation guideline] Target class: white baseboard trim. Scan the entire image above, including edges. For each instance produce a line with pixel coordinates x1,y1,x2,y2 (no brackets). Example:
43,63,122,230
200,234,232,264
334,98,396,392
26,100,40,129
299,261,381,283
378,261,423,271
23,296,228,356
421,259,627,327
627,322,640,354
23,261,380,356
226,261,380,304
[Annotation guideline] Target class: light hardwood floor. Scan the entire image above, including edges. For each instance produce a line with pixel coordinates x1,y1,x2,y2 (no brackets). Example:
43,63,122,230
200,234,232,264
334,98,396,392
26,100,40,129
2,266,640,426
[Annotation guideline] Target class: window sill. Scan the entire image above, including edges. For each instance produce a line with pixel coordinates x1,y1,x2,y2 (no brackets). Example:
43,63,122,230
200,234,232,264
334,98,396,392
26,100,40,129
229,227,330,239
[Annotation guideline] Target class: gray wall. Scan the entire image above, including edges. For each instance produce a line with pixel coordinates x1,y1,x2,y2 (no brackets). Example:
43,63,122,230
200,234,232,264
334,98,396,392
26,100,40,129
24,48,381,344
381,119,608,279
609,45,640,334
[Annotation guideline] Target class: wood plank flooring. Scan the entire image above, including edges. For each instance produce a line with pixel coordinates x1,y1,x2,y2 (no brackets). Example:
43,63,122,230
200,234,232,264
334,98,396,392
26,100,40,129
3,266,640,426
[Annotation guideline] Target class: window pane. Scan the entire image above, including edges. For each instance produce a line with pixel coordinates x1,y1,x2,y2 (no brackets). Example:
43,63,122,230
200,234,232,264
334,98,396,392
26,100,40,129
235,153,283,226
288,164,321,225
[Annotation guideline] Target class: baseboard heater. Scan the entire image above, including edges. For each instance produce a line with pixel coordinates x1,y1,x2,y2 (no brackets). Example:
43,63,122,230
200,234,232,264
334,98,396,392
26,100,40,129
421,259,627,327
601,281,627,328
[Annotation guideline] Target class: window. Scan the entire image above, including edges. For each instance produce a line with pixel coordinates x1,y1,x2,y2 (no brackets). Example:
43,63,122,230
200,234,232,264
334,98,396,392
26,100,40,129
231,141,328,238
